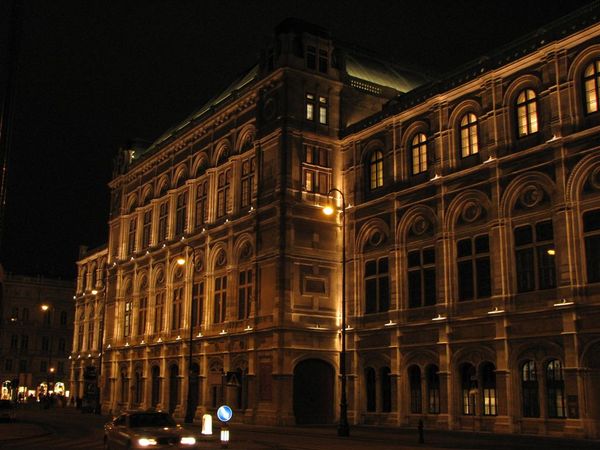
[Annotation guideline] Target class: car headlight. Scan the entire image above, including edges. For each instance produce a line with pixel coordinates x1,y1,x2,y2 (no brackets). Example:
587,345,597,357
138,438,157,446
180,436,196,445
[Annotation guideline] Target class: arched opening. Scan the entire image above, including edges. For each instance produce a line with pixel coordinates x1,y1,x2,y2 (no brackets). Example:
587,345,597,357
151,366,160,407
169,365,179,414
293,359,334,424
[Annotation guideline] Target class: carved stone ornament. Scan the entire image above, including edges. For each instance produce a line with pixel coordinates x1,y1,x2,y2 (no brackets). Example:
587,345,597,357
519,184,544,208
368,230,384,247
240,242,253,261
174,266,184,280
411,215,430,236
194,254,204,272
590,166,600,191
216,250,227,268
461,201,482,223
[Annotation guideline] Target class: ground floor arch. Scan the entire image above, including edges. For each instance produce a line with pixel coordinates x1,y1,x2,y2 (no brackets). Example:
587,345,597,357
293,358,334,425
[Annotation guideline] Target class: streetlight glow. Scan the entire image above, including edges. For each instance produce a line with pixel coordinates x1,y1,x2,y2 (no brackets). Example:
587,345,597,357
323,205,334,216
91,289,98,295
41,304,49,311
176,257,186,266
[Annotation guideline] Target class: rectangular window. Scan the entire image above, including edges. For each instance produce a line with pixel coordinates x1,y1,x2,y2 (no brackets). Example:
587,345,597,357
457,235,491,301
195,181,208,228
365,257,390,313
306,45,316,70
154,291,165,333
127,217,137,255
138,296,147,336
87,323,94,350
214,276,227,323
238,269,253,320
158,202,168,242
584,209,600,282
241,157,256,208
514,221,556,292
407,248,436,308
217,169,231,218
77,324,84,351
302,145,331,194
142,210,152,248
124,300,132,337
318,49,328,73
318,96,328,125
305,93,315,120
175,192,188,236
192,281,204,328
171,286,183,330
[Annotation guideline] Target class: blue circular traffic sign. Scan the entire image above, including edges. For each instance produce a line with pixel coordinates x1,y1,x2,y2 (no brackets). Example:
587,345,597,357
217,405,233,422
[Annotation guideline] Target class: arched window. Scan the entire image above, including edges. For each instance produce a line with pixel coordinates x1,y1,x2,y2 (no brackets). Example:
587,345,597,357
120,368,128,403
514,220,556,292
516,89,539,137
457,234,491,301
584,59,600,114
364,257,390,314
407,247,436,308
137,278,148,336
171,267,184,331
213,251,228,323
169,365,180,414
408,365,422,414
195,181,209,229
411,133,428,175
546,359,566,418
521,360,539,417
175,191,188,236
459,113,479,158
481,362,497,416
240,157,256,208
368,150,384,190
461,363,477,415
153,271,165,333
380,367,392,413
151,366,160,407
583,209,600,283
217,169,232,218
134,370,143,404
426,365,440,414
365,367,376,412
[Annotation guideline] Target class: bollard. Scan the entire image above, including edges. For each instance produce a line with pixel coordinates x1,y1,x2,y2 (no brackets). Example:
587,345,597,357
418,419,424,444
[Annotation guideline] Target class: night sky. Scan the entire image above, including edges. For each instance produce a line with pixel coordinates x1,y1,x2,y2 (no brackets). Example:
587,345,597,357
0,0,593,279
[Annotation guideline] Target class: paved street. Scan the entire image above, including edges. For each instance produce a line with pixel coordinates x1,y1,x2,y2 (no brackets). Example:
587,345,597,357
1,406,599,450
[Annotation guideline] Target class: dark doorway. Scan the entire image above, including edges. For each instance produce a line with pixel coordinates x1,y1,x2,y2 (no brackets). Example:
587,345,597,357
293,359,334,424
169,365,179,414
151,366,160,407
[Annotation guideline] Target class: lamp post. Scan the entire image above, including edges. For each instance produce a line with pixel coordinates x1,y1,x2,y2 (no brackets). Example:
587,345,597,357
41,304,52,396
323,188,350,437
177,243,200,424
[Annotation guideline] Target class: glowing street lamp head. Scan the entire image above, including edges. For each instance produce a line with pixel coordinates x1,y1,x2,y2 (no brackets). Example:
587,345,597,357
547,249,556,256
176,257,186,266
91,289,98,295
41,304,49,311
323,205,334,216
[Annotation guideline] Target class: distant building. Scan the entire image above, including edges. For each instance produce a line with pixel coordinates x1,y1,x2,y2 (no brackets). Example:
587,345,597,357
0,270,74,400
73,5,600,439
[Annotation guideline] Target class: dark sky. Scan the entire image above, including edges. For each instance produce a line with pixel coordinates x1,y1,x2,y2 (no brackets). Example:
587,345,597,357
0,0,593,279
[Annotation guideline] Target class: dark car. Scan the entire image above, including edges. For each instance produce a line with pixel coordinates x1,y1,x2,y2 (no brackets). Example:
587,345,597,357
104,410,214,449
0,400,16,422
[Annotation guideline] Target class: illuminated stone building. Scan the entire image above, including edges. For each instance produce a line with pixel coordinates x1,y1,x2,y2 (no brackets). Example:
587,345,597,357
73,6,600,438
0,271,74,400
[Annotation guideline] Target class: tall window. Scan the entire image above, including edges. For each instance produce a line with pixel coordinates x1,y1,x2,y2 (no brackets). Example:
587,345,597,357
318,96,328,125
408,247,436,308
365,367,376,412
77,323,84,351
120,369,128,403
426,365,440,414
238,269,253,320
306,46,316,70
175,191,187,236
154,290,165,333
214,275,227,323
461,363,477,415
411,133,428,175
192,281,204,328
409,366,422,414
127,217,137,255
481,362,497,416
124,300,132,337
584,209,600,283
381,367,392,413
142,210,152,248
302,145,330,194
457,235,491,301
138,294,147,336
158,201,168,242
460,112,479,158
134,371,143,404
516,89,538,137
305,93,315,120
216,169,231,218
87,308,94,350
546,359,566,418
584,59,600,114
514,220,556,292
364,257,390,314
522,360,540,417
195,181,208,228
171,286,183,330
240,157,255,208
368,150,384,190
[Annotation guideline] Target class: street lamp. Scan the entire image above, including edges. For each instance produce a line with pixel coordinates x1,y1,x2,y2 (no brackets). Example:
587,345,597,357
41,304,52,396
179,243,201,424
322,188,350,437
92,266,109,414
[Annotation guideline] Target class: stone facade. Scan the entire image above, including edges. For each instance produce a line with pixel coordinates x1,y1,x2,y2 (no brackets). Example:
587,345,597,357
72,10,600,438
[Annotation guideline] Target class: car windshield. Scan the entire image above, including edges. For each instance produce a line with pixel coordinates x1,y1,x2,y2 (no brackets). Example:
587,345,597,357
129,413,176,428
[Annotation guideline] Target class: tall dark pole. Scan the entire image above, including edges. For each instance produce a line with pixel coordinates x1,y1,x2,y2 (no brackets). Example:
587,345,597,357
182,243,197,424
326,188,349,437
